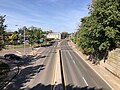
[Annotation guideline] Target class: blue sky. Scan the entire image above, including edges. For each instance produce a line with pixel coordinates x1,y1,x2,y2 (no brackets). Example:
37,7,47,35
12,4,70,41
0,0,91,33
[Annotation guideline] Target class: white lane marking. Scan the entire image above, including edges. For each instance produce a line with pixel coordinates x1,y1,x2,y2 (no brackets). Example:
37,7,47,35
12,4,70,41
73,48,114,90
73,60,75,64
16,51,22,55
67,51,74,60
16,51,21,54
82,77,88,86
67,50,87,85
67,51,76,65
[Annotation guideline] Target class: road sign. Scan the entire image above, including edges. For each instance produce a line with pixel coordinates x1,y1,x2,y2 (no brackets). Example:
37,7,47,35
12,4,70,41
39,39,43,43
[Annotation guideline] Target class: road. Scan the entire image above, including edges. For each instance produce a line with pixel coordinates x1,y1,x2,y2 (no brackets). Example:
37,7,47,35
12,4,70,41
6,42,58,90
28,42,58,90
60,40,112,90
5,40,113,90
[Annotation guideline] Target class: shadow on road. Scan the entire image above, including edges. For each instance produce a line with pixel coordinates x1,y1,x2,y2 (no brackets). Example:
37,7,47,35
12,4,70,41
35,55,46,60
30,83,52,90
29,83,104,90
66,84,104,90
0,50,47,89
16,54,46,67
6,64,45,90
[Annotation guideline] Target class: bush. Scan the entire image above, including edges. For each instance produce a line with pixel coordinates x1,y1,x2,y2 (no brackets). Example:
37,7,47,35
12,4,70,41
46,38,54,41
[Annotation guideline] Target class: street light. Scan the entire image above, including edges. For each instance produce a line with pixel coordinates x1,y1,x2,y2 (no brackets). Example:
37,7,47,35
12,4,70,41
24,27,25,55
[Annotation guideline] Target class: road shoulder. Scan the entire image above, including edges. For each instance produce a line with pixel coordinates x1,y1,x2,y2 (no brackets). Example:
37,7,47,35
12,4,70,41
68,40,120,90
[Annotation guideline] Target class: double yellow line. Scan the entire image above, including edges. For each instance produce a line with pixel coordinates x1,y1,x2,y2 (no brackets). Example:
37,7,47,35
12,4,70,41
51,50,58,90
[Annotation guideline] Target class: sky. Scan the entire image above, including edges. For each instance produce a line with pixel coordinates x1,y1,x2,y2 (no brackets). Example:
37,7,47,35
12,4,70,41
0,0,92,33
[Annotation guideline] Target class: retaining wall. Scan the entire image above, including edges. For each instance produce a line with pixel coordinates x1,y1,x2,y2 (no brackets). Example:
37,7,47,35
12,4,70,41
107,48,120,78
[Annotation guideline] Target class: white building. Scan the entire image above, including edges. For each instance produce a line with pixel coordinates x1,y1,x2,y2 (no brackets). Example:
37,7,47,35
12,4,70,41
47,32,61,39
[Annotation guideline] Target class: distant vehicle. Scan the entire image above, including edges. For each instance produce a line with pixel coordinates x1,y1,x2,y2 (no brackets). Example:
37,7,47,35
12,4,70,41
4,54,22,61
23,40,29,44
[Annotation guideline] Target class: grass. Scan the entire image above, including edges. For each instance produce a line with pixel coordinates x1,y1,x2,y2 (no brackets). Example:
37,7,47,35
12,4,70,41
7,44,30,49
6,42,47,49
42,41,47,45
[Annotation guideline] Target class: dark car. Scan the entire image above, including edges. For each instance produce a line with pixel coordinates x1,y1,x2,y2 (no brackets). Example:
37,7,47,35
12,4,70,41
4,54,22,60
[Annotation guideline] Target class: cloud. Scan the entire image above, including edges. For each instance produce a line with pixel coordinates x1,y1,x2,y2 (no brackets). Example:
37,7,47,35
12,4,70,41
0,0,91,33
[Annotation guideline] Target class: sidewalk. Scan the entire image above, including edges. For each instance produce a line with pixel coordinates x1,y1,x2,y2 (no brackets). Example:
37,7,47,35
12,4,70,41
68,41,120,90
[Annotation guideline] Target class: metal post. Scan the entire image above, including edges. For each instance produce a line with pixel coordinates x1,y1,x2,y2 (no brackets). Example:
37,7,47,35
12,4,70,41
24,28,25,55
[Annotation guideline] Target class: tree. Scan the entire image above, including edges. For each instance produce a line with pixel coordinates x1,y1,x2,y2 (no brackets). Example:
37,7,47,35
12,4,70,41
61,32,69,39
28,26,41,45
0,15,7,50
75,0,120,64
8,33,18,45
0,61,10,88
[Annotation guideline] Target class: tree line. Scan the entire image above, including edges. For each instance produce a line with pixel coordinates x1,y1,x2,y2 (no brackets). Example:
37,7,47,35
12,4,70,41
72,0,120,64
0,15,7,50
0,15,54,50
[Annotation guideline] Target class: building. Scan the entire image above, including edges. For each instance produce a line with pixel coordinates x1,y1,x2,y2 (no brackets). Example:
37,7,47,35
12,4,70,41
47,32,61,39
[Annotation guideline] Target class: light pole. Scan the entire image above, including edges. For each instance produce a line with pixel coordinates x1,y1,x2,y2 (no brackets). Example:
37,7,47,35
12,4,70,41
14,25,18,49
24,27,25,55
40,30,42,47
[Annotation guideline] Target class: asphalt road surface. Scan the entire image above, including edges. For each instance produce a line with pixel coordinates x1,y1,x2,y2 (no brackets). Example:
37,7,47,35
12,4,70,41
6,42,58,90
29,42,58,90
5,40,112,90
60,40,112,90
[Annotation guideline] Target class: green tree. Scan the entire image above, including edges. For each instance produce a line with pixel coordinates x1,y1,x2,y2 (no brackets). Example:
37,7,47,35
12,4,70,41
0,15,7,50
75,0,120,63
8,33,18,45
18,26,45,47
61,32,69,39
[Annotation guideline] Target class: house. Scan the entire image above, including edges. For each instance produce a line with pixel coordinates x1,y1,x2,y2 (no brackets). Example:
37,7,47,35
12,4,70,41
47,32,61,39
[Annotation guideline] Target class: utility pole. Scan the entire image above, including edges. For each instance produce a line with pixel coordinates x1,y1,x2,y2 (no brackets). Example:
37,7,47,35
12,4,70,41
24,28,25,55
